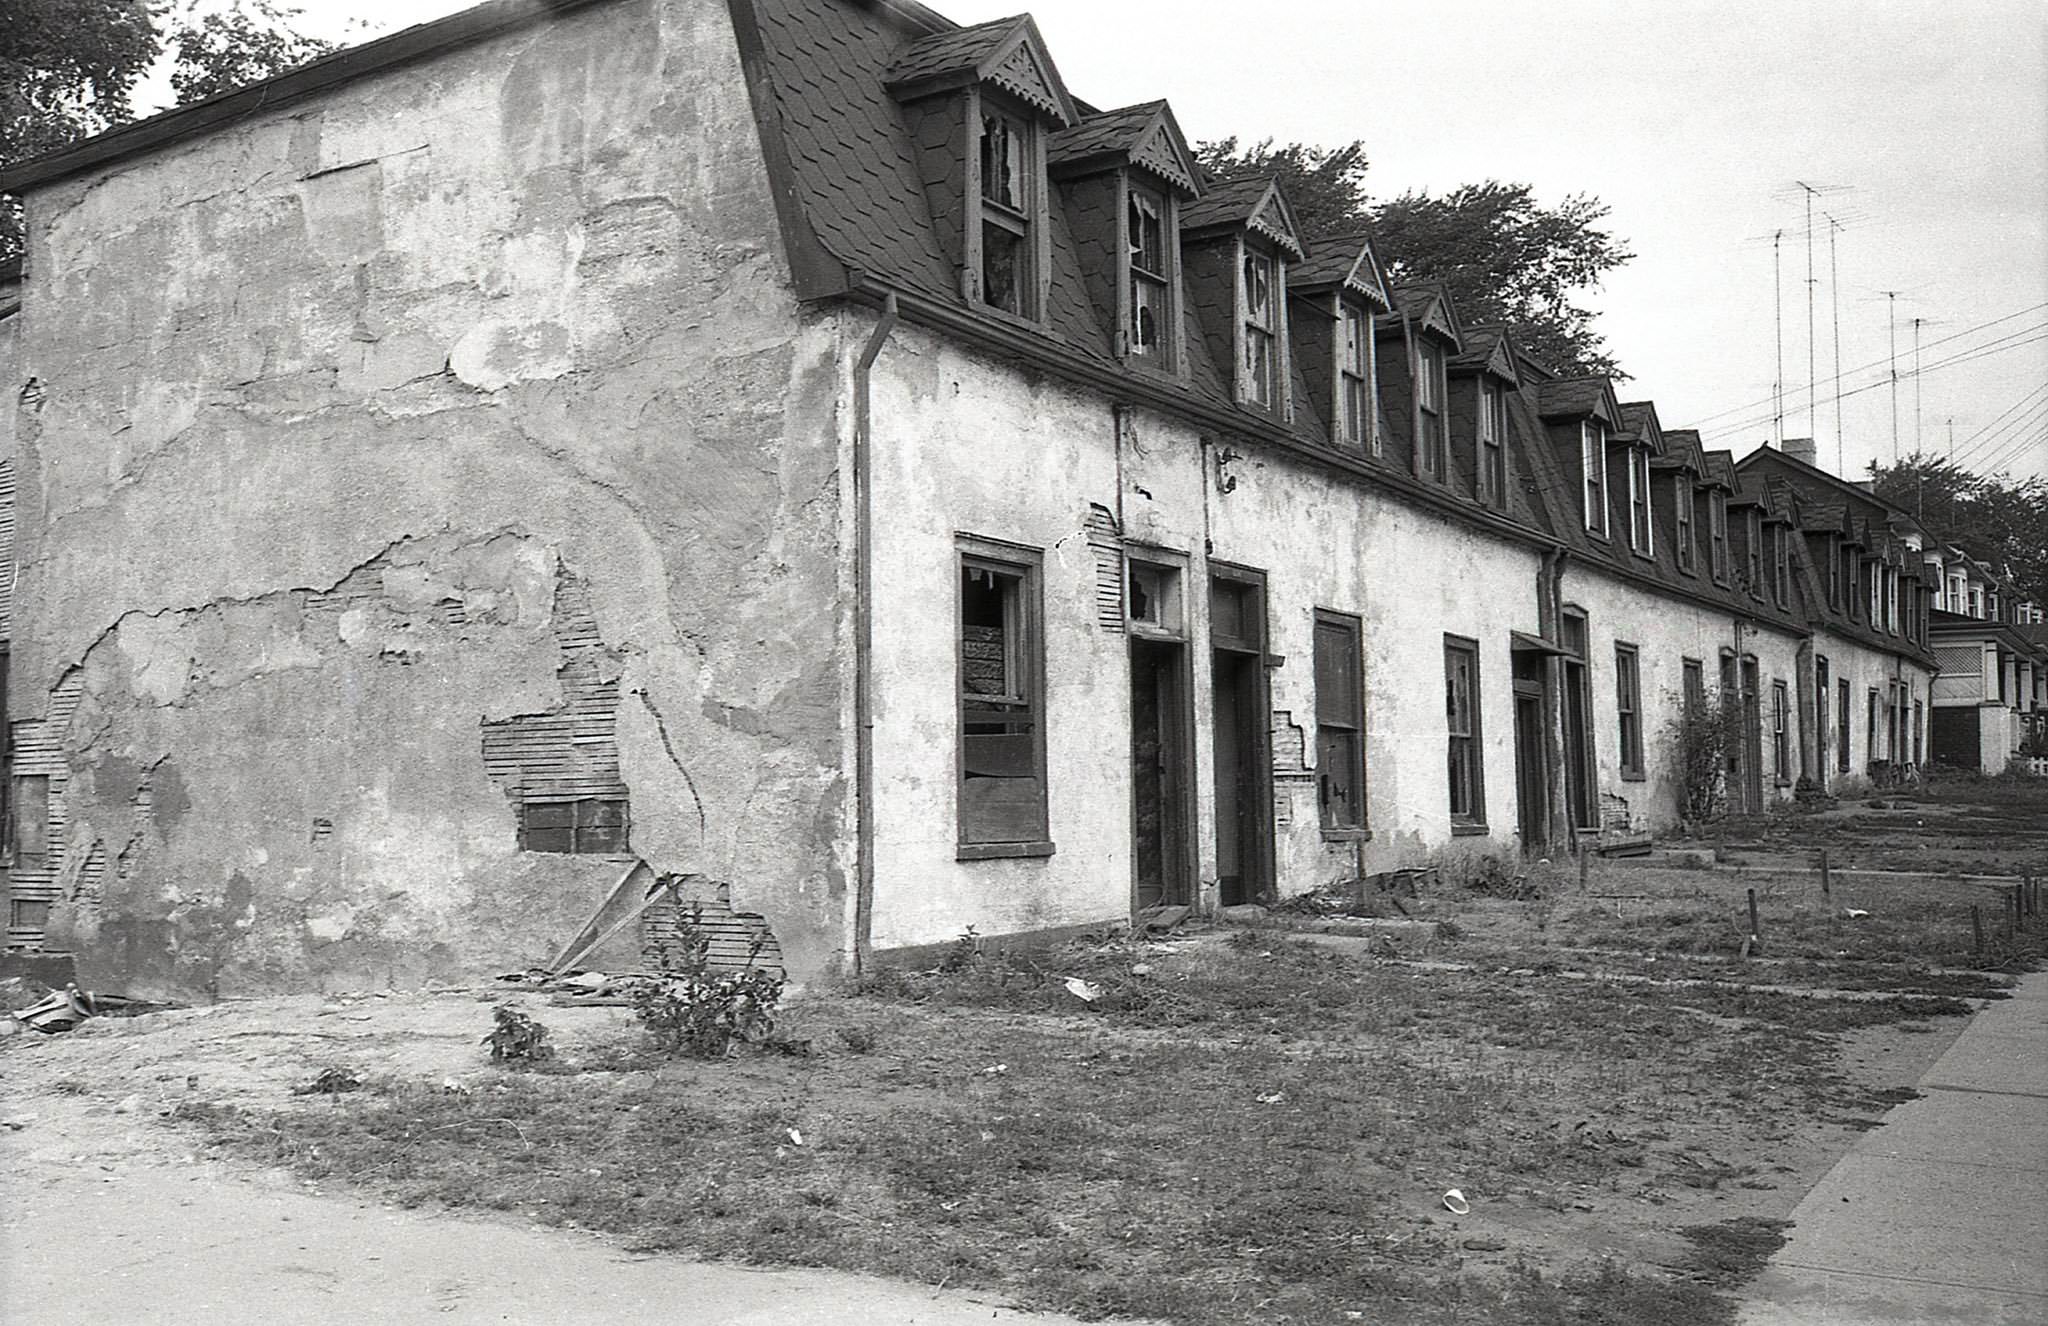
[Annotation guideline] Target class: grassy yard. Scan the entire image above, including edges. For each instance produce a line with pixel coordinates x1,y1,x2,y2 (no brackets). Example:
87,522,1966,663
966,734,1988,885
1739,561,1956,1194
177,930,1970,1326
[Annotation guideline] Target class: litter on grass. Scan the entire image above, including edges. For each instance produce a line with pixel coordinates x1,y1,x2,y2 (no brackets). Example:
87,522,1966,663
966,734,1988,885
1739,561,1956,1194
1443,1189,1472,1215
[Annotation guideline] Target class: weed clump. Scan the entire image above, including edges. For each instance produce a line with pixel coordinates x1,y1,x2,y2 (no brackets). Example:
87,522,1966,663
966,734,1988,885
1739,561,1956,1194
632,901,786,1059
482,1004,554,1064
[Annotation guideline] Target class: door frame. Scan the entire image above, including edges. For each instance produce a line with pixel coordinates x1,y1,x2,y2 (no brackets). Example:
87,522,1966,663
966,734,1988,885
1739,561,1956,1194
1208,562,1274,907
1126,553,1198,914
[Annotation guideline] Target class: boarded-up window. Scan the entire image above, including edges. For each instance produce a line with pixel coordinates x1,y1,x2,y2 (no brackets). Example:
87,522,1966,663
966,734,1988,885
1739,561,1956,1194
1772,680,1791,782
1682,657,1705,714
1314,611,1366,833
959,542,1049,855
482,572,631,854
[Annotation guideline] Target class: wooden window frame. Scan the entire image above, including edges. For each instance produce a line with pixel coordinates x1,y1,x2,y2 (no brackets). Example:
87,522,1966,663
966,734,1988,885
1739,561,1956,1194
1674,476,1696,573
1581,422,1608,536
1745,509,1763,597
957,537,1053,859
1615,641,1644,779
1771,679,1791,785
1772,526,1791,606
1415,339,1447,481
1124,181,1176,370
1444,635,1485,829
1709,492,1729,584
1682,656,1705,714
1477,380,1507,508
1626,447,1652,555
1239,242,1284,412
1837,677,1851,772
972,98,1043,323
1339,300,1376,451
1314,609,1368,837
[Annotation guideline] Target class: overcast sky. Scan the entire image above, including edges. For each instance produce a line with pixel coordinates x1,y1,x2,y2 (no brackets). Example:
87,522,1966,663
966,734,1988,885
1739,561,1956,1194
146,0,2048,482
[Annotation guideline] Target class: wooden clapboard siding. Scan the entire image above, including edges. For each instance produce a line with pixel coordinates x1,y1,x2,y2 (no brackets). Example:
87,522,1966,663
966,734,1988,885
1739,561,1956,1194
481,571,631,816
7,669,84,946
640,876,785,974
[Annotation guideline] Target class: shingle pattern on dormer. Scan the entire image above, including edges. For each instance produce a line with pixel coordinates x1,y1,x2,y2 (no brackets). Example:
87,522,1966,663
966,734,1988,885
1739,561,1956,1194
1048,101,1199,196
884,15,1077,125
1182,175,1306,258
1289,229,1391,310
1449,325,1519,383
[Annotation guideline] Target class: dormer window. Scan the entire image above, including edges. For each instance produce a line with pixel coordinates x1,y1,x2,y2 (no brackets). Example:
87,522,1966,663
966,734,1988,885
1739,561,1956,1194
1773,527,1790,606
1867,560,1881,623
1242,248,1280,408
1416,340,1448,479
1477,381,1506,506
1745,509,1763,594
1827,536,1842,607
1581,422,1607,536
1675,478,1697,572
1340,303,1376,450
1709,493,1729,583
978,107,1035,316
1625,447,1652,554
1127,187,1170,364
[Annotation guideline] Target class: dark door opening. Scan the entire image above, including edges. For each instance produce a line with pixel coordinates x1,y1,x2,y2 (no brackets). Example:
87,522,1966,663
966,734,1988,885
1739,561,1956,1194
1741,657,1764,813
1210,572,1272,907
1130,637,1194,911
1512,671,1548,851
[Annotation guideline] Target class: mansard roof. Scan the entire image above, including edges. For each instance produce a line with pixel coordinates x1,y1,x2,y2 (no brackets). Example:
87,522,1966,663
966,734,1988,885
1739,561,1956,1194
1386,283,1462,346
1181,175,1306,258
884,14,1078,125
1658,427,1708,475
1449,325,1520,384
1287,229,1391,310
1048,101,1199,196
1616,401,1667,456
1537,376,1621,426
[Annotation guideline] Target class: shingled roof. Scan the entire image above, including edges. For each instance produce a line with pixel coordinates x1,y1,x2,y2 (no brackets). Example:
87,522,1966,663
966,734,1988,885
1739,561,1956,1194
1287,229,1390,309
1047,101,1200,195
883,15,1078,124
1181,175,1305,257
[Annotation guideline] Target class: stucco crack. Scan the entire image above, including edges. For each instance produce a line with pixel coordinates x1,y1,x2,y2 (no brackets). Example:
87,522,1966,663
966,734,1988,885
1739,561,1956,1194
635,688,708,837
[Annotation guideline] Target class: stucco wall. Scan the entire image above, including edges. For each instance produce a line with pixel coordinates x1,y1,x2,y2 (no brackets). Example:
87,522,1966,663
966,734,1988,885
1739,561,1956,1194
7,0,853,994
862,320,1545,951
1816,631,1936,784
1554,569,1805,829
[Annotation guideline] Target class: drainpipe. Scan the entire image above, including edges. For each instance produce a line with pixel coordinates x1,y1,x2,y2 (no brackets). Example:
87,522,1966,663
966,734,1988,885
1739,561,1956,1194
1538,547,1570,851
851,293,898,978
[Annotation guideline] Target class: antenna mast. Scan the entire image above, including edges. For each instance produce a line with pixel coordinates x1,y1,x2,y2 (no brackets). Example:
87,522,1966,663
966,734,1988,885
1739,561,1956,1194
1828,215,1844,473
1799,183,1819,442
1881,289,1902,463
1772,230,1785,447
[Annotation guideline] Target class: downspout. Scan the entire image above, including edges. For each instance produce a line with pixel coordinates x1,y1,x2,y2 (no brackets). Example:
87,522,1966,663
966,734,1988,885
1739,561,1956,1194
851,293,898,978
1538,547,1570,852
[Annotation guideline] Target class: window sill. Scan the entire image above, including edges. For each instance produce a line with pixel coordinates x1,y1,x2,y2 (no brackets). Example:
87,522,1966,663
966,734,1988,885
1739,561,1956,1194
1451,822,1490,837
1620,771,1646,782
1320,827,1373,843
956,840,1056,861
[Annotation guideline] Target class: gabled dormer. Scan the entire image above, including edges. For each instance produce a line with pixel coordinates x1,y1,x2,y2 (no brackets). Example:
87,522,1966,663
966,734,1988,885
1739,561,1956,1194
1538,376,1623,540
887,17,1080,322
1181,176,1306,419
1376,284,1463,481
1048,100,1201,373
1615,402,1668,559
1449,326,1521,508
1286,230,1392,454
1659,427,1709,577
1760,478,1798,610
1700,451,1739,586
1728,484,1767,600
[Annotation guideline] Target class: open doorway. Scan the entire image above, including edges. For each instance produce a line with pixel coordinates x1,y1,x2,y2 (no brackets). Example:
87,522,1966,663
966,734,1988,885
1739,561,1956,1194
1128,560,1195,911
1209,569,1272,907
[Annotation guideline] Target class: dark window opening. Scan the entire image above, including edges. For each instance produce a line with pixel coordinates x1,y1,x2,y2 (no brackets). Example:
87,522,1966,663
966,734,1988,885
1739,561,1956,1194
960,548,1049,853
520,797,629,854
1445,637,1483,823
1128,187,1169,364
1615,642,1644,777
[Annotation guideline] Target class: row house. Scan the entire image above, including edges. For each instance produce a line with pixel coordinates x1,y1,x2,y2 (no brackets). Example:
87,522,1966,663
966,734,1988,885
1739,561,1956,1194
0,0,1943,994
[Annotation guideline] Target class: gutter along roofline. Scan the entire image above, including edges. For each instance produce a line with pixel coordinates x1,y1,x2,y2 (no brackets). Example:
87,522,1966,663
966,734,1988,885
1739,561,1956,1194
829,272,1567,561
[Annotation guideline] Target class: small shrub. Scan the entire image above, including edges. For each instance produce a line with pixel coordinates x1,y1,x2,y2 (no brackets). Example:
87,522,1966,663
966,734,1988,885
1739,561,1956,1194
633,896,786,1059
836,1024,880,1054
482,1004,555,1064
1792,776,1835,810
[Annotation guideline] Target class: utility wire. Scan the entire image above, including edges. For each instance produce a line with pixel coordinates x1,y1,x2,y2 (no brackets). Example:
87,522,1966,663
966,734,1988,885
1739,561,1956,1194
1946,382,2048,462
1948,385,2048,466
1687,303,2048,427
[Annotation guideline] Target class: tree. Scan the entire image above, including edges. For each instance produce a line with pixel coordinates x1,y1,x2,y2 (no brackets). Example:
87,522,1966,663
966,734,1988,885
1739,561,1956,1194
1,1,334,262
1195,138,1633,378
1869,455,2048,611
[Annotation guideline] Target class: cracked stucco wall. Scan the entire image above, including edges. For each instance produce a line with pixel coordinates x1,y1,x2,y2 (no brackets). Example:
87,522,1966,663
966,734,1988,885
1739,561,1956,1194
6,0,852,996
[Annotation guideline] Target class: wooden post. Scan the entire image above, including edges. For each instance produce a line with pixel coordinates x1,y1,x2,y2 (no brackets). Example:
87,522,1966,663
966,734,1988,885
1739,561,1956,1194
1972,904,1986,955
1747,887,1761,949
1819,848,1831,899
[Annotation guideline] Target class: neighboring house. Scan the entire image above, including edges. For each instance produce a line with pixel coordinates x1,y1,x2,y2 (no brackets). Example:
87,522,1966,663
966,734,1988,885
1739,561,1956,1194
0,0,1946,997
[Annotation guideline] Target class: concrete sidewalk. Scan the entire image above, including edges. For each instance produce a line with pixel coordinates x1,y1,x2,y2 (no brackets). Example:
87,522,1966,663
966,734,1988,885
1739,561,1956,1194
1739,971,2048,1325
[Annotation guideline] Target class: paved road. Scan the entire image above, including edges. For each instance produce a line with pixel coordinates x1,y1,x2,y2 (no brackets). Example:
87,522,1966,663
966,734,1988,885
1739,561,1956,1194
1738,970,2048,1325
0,1143,1127,1325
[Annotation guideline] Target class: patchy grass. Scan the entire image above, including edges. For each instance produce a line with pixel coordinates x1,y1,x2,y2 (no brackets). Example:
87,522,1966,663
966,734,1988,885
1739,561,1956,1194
174,934,1968,1326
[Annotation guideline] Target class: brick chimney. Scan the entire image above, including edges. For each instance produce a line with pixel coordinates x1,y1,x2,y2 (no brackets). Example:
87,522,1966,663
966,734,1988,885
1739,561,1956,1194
1779,436,1817,465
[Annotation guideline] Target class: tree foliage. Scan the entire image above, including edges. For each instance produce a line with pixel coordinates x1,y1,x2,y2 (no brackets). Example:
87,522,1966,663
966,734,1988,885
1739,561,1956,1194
1869,454,2048,611
1,0,334,261
1195,138,1633,378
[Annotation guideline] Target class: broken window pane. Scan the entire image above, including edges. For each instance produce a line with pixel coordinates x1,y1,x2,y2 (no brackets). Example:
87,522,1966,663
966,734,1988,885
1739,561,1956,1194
1314,613,1365,832
980,112,1025,210
982,225,1022,314
960,551,1047,847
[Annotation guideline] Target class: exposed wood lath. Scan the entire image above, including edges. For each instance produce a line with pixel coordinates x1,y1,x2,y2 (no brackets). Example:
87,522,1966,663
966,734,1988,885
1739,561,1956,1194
641,875,785,975
1086,503,1125,632
481,570,631,841
7,670,85,946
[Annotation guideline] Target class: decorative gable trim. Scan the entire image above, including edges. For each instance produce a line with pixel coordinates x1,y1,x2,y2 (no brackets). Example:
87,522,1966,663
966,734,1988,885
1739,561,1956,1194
1183,176,1305,259
1048,101,1199,197
885,16,1079,127
1288,232,1392,312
